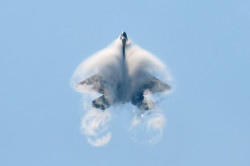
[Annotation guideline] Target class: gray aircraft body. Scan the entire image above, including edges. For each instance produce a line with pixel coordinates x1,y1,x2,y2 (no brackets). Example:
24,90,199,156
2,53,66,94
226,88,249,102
77,31,170,111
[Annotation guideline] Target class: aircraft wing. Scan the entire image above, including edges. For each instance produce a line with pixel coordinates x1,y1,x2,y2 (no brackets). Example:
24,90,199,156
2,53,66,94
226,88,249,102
77,74,106,94
131,75,170,111
141,75,171,94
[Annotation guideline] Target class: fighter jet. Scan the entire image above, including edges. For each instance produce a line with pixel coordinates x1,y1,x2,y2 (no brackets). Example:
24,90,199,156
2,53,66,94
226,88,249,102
76,31,171,111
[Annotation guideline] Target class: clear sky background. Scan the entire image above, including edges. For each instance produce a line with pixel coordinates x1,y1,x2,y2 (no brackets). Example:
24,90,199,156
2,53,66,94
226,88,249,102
0,0,249,166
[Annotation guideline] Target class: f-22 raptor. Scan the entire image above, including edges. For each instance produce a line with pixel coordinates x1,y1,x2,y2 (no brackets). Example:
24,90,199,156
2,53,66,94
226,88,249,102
77,31,171,111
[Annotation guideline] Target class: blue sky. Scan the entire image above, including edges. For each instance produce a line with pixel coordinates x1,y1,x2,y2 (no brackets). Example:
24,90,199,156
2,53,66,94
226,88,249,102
0,0,249,166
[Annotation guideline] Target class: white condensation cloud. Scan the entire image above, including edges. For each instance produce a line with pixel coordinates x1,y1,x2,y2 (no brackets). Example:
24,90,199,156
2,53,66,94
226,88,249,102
71,38,173,95
87,133,111,147
147,114,165,131
81,109,111,146
71,39,123,88
130,112,166,144
72,36,173,146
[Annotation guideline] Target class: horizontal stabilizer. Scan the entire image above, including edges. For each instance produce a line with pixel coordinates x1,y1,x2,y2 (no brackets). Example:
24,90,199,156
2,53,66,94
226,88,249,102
92,95,111,110
132,96,155,111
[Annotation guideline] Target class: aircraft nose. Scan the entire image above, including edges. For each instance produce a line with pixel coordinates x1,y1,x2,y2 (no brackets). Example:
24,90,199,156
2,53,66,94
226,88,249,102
122,31,127,37
120,31,127,40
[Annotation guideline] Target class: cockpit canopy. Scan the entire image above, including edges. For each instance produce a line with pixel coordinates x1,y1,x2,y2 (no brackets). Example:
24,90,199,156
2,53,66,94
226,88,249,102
120,31,127,40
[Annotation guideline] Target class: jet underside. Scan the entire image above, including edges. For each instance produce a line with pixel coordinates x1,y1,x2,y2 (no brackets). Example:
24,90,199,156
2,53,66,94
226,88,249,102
76,32,171,111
